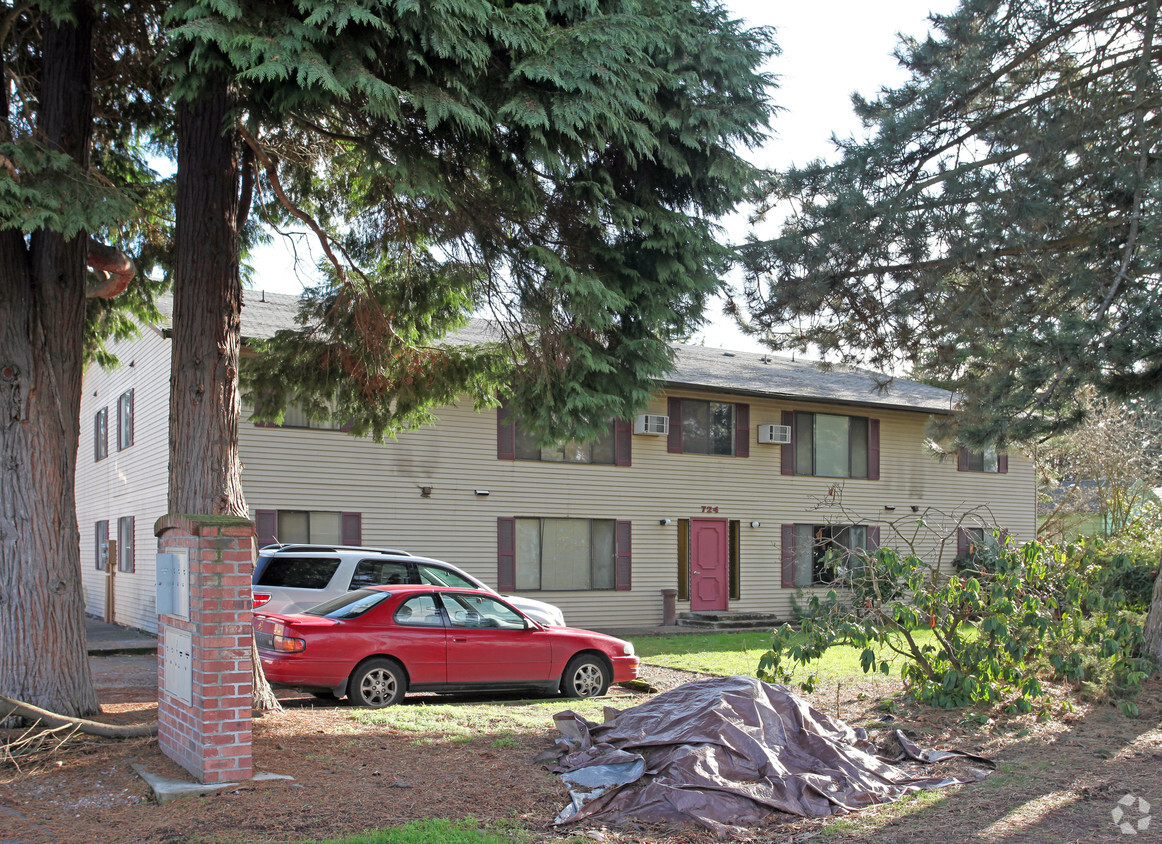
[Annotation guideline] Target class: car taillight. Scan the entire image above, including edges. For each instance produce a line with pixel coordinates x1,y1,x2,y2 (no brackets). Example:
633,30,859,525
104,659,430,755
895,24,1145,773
253,593,271,609
270,622,305,653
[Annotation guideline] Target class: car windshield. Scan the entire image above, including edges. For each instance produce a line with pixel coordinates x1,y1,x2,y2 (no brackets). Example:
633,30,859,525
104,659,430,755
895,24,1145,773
304,589,390,619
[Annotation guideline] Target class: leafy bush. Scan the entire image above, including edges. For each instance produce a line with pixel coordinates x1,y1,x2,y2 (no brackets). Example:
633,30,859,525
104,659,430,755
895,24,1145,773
758,538,1154,712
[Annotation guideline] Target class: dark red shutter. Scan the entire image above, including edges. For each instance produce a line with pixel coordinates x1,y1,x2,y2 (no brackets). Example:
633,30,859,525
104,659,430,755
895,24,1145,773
958,447,970,471
667,397,682,453
341,512,362,546
496,405,516,460
255,510,278,546
781,411,795,475
998,453,1009,473
781,524,795,588
734,403,749,458
497,517,516,591
615,520,632,591
957,528,969,557
868,525,881,552
614,419,632,466
868,418,880,480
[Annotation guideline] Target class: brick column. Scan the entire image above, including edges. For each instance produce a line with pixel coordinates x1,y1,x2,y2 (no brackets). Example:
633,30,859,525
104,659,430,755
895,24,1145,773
154,514,254,784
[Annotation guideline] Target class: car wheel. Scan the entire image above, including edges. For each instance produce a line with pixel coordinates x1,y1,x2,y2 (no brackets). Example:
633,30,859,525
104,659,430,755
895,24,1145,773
560,654,610,699
348,659,407,708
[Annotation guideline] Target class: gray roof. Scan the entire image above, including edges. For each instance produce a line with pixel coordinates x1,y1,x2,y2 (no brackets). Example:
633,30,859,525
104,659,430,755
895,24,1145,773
156,289,954,415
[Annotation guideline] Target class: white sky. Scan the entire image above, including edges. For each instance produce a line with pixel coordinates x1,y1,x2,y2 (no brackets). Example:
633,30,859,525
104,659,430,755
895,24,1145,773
249,0,956,355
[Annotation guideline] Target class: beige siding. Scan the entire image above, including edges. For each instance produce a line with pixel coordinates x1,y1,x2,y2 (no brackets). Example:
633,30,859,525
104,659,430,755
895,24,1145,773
240,391,1036,630
75,329,171,633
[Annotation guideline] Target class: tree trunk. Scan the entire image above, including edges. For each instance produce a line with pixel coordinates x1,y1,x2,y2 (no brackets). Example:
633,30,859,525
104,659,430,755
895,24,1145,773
1145,554,1162,674
171,77,280,710
0,4,100,717
170,78,245,518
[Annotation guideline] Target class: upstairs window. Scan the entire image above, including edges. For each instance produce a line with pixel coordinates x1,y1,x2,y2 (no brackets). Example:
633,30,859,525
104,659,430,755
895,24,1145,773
958,447,1008,473
497,407,630,465
667,398,750,457
782,411,879,479
94,408,108,461
117,390,134,451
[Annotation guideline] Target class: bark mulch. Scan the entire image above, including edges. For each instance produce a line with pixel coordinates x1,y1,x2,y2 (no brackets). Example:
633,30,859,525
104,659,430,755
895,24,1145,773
1,657,1159,844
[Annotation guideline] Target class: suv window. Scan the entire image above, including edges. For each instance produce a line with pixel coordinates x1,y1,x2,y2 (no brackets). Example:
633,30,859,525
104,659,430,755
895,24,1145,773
416,563,478,589
350,559,411,589
256,556,342,589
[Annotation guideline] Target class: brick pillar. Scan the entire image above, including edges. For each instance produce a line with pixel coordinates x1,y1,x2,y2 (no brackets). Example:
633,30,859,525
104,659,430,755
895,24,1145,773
154,514,254,784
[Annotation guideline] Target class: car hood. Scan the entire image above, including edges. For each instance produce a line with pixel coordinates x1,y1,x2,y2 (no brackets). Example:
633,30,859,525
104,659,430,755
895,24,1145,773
504,594,565,626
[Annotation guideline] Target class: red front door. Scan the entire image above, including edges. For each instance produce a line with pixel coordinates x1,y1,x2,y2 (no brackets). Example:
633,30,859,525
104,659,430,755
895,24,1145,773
690,519,728,611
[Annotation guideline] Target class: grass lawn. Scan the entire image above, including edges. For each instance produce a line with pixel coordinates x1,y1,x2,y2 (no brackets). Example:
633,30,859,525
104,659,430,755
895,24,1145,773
631,628,951,681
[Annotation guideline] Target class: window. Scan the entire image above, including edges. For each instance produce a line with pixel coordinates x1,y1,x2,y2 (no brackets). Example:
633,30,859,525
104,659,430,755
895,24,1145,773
94,520,109,570
781,523,878,587
497,517,631,592
350,559,411,589
515,424,616,464
254,509,362,546
416,564,478,590
666,398,749,457
280,396,346,430
94,408,108,461
783,411,879,479
256,556,342,589
497,407,630,466
116,390,134,451
442,592,527,630
395,594,445,627
958,447,1008,473
116,516,135,573
304,588,389,619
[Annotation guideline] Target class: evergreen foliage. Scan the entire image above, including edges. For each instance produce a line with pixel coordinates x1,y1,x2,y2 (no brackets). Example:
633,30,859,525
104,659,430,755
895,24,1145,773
739,0,1161,447
163,0,777,442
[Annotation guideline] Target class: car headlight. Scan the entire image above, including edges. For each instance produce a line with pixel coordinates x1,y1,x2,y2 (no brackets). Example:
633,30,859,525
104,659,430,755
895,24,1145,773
622,642,635,656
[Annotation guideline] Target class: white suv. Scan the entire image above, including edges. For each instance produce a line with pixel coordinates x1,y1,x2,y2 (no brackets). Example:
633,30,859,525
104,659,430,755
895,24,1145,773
251,545,566,627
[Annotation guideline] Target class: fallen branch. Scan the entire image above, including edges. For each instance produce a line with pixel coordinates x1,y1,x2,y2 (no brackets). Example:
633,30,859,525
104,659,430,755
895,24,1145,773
0,695,157,738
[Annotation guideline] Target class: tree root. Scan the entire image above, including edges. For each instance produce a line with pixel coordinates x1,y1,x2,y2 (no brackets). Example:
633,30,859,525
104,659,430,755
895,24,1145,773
0,695,157,738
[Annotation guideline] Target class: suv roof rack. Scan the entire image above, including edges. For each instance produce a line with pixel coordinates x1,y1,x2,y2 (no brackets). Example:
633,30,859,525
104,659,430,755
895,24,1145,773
260,544,413,556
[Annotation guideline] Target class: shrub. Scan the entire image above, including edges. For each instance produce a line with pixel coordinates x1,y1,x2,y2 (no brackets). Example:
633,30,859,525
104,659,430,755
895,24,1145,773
758,538,1154,712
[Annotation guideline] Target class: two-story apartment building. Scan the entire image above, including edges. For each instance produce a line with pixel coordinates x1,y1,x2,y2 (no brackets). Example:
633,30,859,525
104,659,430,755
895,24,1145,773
76,291,1036,633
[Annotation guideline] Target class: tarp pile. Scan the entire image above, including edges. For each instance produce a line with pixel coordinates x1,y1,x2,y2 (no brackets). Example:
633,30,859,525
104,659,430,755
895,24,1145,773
541,676,992,836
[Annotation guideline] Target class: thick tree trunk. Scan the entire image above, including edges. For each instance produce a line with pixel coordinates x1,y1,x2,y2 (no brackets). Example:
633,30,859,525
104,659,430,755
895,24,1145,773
1145,555,1162,673
170,79,246,518
0,4,100,716
171,78,280,709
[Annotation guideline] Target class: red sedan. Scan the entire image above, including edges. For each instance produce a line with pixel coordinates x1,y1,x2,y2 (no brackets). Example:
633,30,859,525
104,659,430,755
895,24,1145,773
254,585,640,707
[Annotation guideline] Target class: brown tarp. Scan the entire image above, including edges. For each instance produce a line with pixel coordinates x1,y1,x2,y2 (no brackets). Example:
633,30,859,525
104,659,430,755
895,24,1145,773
542,676,992,837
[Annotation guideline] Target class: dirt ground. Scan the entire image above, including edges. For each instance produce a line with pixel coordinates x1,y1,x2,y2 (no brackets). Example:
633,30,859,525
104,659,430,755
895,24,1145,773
1,656,1160,844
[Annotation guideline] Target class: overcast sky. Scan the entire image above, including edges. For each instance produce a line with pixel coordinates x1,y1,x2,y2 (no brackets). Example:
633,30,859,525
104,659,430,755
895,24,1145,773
249,0,957,355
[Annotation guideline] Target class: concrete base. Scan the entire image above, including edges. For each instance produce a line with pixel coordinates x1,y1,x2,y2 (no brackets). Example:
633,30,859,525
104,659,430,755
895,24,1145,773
131,763,293,804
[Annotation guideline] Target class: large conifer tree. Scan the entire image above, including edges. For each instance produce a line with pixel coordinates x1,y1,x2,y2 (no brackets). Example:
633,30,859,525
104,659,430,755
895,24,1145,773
739,0,1159,447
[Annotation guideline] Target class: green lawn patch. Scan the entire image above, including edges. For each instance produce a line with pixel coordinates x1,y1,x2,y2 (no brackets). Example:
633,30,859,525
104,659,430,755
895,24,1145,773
631,629,952,681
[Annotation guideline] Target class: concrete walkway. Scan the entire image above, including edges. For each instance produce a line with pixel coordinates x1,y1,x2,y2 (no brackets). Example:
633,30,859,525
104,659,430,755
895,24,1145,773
86,616,157,655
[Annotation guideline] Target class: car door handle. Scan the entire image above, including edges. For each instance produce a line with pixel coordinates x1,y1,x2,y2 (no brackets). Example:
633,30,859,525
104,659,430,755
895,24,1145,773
452,637,467,643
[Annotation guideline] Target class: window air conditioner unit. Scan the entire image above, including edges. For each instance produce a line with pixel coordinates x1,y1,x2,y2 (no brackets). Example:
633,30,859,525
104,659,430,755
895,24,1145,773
758,424,792,444
634,414,670,436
